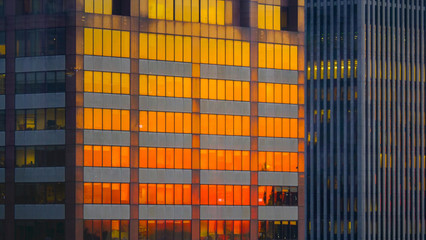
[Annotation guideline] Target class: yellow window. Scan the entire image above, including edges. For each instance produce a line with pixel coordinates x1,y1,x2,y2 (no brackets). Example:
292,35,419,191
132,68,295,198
225,40,233,65
121,31,130,58
84,71,93,92
140,75,148,95
94,0,103,14
184,37,192,62
175,36,183,62
209,38,217,64
121,74,130,94
274,44,282,69
242,42,250,67
166,35,174,61
148,75,157,96
234,41,241,66
258,4,265,29
140,33,148,59
93,72,102,93
192,0,200,22
166,76,174,97
93,29,102,56
273,6,281,30
218,39,225,65
200,0,208,23
290,46,298,70
148,0,157,18
200,38,208,64
102,72,112,93
217,0,225,25
183,0,191,22
175,0,183,21
157,34,166,60
148,34,157,60
104,0,112,15
157,0,166,19
283,45,290,69
112,30,121,57
266,43,274,68
166,0,174,20
84,28,93,55
85,0,94,13
265,5,273,29
258,43,265,68
208,0,217,24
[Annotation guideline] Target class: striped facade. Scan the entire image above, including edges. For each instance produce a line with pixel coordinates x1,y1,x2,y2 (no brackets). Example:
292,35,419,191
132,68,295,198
306,0,426,239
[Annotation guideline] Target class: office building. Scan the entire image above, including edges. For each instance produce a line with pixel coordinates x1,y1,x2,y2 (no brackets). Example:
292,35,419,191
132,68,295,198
0,0,305,239
306,0,425,239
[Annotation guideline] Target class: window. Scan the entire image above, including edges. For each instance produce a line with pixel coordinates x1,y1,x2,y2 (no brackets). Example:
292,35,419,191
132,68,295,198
83,183,129,204
16,0,64,15
138,220,191,240
199,149,250,171
200,220,249,240
84,28,130,57
0,32,5,57
258,186,298,206
16,71,66,94
139,147,192,169
84,220,129,240
200,79,250,101
15,108,65,131
0,183,4,204
258,221,297,240
139,33,192,62
85,0,130,16
258,43,298,70
139,184,191,205
139,75,192,98
83,108,130,131
84,71,129,94
84,145,130,167
15,146,65,167
0,74,5,94
258,117,300,138
0,0,3,16
15,28,66,57
200,185,250,205
0,110,5,131
15,220,65,240
281,0,298,31
0,147,4,167
15,183,65,204
258,152,299,172
257,83,299,104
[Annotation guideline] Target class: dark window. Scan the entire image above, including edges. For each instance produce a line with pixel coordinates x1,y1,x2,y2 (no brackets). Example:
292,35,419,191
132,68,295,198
0,147,4,167
0,0,4,16
0,220,4,240
239,0,250,27
16,0,63,15
16,108,65,131
84,220,130,240
258,221,298,240
281,0,298,31
0,183,4,204
16,71,65,94
112,0,130,16
0,32,5,58
0,110,5,131
16,28,65,57
15,183,65,204
259,186,298,206
16,145,65,167
15,220,65,240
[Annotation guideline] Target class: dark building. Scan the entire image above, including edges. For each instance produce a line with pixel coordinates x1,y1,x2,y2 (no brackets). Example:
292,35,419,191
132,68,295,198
306,0,425,239
0,0,305,239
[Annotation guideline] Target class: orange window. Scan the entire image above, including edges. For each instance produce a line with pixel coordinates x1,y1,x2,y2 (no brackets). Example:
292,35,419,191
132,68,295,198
266,117,274,137
183,78,191,97
139,111,147,131
217,80,225,100
217,150,225,170
148,112,157,132
200,185,208,204
157,112,166,132
166,184,174,204
121,74,130,94
121,110,129,131
157,76,166,96
148,184,156,204
299,153,305,172
225,185,233,205
93,72,102,92
266,152,274,171
209,114,217,135
157,148,166,168
274,152,282,172
175,184,183,204
225,115,233,135
139,147,148,168
201,79,208,99
234,116,241,136
93,108,102,129
217,185,225,205
165,112,175,133
282,84,290,103
183,149,191,169
183,113,191,133
225,150,233,170
283,45,290,69
290,119,298,138
209,79,217,99
103,72,112,93
242,186,250,205
183,184,191,204
165,148,174,169
175,77,183,97
175,113,183,133
225,80,233,100
175,148,183,169
103,109,111,130
282,118,289,138
84,71,93,92
102,183,111,204
140,75,148,95
112,109,121,130
209,185,217,205
275,83,282,103
84,146,93,167
148,148,156,168
139,184,147,204
242,151,250,171
111,146,120,167
165,76,174,97
234,151,241,171
242,82,250,101
274,44,282,69
290,152,298,172
93,183,102,204
121,147,129,167
217,115,225,135
112,73,120,94
200,149,208,170
258,83,266,102
208,150,217,170
157,184,165,204
274,118,282,138
266,83,274,103
148,75,156,95
242,116,250,136
93,146,102,166
282,152,290,171
102,146,111,167
290,85,298,104
121,183,129,204
258,152,266,171
234,81,242,101
234,186,241,205
84,183,92,203
258,186,265,206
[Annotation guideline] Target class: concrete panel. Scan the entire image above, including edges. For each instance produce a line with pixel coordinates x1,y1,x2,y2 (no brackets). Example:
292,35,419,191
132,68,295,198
200,135,250,150
258,69,299,84
84,56,130,73
84,167,130,182
0,59,5,73
84,130,130,146
257,103,299,118
139,60,192,77
0,168,3,183
15,167,65,183
258,172,298,186
199,100,250,116
139,205,192,220
0,132,5,146
15,56,66,72
200,170,250,185
139,132,192,148
15,130,65,146
0,95,5,109
139,96,192,113
84,93,130,109
200,206,250,220
258,206,298,220
0,205,4,219
200,64,250,81
84,205,130,219
15,204,65,219
257,137,298,152
139,169,192,184
15,93,65,109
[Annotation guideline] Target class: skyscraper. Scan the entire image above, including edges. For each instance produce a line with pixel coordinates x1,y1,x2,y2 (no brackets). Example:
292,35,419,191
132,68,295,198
306,0,425,239
1,0,305,239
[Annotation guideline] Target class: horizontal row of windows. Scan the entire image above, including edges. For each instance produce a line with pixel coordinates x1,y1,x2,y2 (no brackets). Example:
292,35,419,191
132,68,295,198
258,186,298,206
139,75,192,98
139,111,192,133
84,71,130,94
258,82,299,104
138,220,191,240
199,38,250,66
258,151,300,172
139,147,192,169
200,114,250,136
258,220,298,240
200,78,250,101
15,220,65,240
140,33,192,62
200,185,250,205
84,28,130,57
84,0,130,16
258,117,301,138
200,220,250,240
16,108,65,131
258,4,281,30
16,28,65,57
16,145,65,167
16,71,66,94
139,184,191,205
83,108,130,131
83,145,130,168
84,220,129,240
83,183,130,204
16,0,64,15
199,149,250,171
258,43,298,70
15,183,65,204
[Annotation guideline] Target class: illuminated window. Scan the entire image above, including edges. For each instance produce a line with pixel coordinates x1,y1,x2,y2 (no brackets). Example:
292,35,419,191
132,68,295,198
85,0,130,15
84,183,130,204
139,33,192,62
258,221,298,240
200,220,250,240
84,146,130,167
84,28,130,57
200,185,250,205
84,71,130,94
258,152,299,172
83,108,130,131
139,147,192,169
258,186,298,206
138,220,191,240
139,184,191,204
84,220,129,240
15,108,65,131
258,43,298,70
